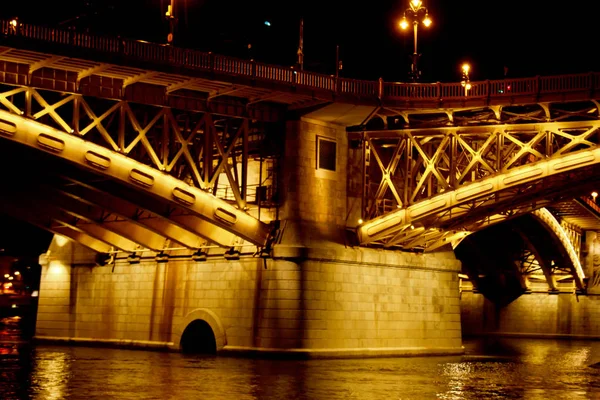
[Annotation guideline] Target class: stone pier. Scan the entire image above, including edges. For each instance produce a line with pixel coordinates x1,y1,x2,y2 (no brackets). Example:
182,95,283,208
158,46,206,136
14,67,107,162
35,118,464,358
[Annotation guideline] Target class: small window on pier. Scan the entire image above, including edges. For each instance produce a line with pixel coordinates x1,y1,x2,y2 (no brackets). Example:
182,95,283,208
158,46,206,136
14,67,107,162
317,136,337,172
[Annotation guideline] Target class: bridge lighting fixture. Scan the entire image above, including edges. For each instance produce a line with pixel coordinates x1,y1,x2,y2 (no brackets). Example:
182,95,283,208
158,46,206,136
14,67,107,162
155,252,169,263
592,191,598,200
398,0,432,81
461,63,472,94
192,250,208,262
423,14,432,27
224,248,240,260
127,252,141,264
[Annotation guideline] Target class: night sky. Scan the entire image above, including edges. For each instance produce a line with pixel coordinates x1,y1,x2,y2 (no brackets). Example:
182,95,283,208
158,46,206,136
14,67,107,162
1,0,600,82
0,0,599,255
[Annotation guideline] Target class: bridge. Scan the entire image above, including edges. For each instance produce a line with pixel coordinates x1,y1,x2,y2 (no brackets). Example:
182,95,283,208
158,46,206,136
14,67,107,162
2,20,600,356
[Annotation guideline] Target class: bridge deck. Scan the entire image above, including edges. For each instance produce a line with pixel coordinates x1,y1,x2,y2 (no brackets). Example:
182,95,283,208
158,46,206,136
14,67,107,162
1,20,600,120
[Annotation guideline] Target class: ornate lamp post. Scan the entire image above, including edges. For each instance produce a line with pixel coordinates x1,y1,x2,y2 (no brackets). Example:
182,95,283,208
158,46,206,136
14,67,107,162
399,0,432,81
461,63,472,95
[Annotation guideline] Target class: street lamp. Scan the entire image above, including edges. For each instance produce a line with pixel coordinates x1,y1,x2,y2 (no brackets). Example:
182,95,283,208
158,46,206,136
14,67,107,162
165,0,176,45
461,63,472,95
399,0,432,81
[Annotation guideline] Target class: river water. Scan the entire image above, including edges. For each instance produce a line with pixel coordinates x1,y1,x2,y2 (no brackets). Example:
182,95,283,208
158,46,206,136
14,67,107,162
2,317,600,399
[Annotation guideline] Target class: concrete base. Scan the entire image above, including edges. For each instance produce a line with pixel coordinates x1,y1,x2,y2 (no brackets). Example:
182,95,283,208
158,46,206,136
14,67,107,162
461,290,600,339
35,237,463,358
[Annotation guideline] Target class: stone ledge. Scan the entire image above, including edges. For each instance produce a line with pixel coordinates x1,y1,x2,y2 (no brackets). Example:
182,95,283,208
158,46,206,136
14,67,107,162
220,345,464,359
272,245,460,273
465,332,600,340
34,335,174,351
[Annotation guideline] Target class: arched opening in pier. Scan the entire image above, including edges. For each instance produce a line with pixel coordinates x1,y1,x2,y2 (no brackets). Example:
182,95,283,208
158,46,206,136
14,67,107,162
180,319,217,354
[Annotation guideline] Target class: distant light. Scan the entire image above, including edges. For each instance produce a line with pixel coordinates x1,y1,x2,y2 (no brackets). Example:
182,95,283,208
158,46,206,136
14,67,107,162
31,290,39,298
8,276,13,281
264,21,271,27
410,225,415,230
9,19,17,27
592,191,598,199
358,219,363,225
11,304,17,308
3,274,8,278
14,271,20,276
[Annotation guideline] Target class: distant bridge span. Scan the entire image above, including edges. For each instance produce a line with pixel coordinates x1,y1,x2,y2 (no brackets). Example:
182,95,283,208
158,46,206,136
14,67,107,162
355,118,600,250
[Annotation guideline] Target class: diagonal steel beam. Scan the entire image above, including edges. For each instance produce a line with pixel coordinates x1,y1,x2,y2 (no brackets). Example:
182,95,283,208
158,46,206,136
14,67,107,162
122,71,160,89
56,180,206,249
42,188,170,252
4,193,143,253
61,175,239,248
0,198,113,254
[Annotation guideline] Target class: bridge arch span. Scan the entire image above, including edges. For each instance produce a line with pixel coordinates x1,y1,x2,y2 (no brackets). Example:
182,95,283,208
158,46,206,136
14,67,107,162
358,147,600,250
175,308,227,353
0,109,270,248
456,207,586,304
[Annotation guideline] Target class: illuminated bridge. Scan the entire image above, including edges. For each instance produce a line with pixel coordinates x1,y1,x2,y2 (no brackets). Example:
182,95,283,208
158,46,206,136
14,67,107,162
2,20,600,356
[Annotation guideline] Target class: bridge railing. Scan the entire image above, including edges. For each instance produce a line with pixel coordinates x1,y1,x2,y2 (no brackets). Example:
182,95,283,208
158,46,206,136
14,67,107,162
2,20,600,104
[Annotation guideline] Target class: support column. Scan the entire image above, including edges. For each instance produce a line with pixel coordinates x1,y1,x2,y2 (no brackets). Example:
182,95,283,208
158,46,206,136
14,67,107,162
278,118,348,248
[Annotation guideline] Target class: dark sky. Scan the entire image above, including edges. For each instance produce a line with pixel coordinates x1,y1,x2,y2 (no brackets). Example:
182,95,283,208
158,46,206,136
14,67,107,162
0,1,599,255
1,0,600,82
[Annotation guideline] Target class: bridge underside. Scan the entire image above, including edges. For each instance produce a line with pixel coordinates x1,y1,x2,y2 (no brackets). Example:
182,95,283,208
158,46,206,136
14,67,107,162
0,102,276,257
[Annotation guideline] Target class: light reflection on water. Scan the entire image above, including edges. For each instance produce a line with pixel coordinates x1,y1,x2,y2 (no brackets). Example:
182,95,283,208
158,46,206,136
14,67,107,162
2,321,600,399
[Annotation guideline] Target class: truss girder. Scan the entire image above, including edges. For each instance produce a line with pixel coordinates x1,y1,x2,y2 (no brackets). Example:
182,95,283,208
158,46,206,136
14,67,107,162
0,194,139,252
514,228,557,291
57,181,206,249
62,175,241,247
0,107,271,246
0,201,113,254
358,120,600,249
41,188,171,252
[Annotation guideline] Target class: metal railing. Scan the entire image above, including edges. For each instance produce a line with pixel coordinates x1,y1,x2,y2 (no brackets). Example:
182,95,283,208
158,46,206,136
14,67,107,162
2,20,599,103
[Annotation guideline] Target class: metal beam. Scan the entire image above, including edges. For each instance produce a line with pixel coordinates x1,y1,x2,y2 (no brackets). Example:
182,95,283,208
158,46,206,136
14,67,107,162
0,199,113,254
532,208,585,290
4,193,143,253
29,55,64,75
61,175,240,247
122,71,160,89
43,189,170,251
57,180,206,249
166,78,203,94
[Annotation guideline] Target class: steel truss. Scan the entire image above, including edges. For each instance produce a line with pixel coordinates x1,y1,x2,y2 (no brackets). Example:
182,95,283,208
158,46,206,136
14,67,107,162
0,83,276,251
515,209,585,291
356,103,600,250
